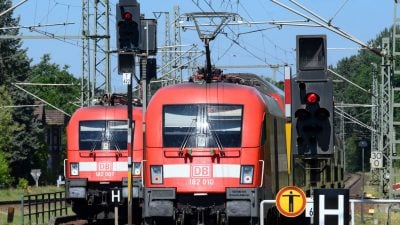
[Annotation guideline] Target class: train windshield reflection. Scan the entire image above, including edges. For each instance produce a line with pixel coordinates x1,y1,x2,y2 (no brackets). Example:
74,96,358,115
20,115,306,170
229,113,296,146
163,104,243,148
79,120,129,150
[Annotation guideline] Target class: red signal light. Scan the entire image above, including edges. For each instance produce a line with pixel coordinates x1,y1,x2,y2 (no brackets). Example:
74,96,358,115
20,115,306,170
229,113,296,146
306,93,319,104
123,12,132,20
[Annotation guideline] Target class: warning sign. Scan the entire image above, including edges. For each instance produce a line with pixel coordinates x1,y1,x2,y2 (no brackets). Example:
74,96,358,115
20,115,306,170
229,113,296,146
276,186,306,217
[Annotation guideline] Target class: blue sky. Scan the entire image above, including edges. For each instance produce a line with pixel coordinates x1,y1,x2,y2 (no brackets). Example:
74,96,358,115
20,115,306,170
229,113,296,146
11,0,393,92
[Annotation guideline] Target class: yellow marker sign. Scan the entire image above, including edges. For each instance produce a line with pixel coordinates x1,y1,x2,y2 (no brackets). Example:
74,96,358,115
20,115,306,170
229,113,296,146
276,186,306,217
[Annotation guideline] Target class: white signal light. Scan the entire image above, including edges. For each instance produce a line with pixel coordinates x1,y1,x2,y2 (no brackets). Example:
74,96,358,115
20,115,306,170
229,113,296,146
133,162,141,176
151,165,163,184
70,163,79,176
240,165,254,184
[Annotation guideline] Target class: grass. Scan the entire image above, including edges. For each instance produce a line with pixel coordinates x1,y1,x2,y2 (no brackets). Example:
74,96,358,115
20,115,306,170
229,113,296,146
350,204,400,225
0,186,64,202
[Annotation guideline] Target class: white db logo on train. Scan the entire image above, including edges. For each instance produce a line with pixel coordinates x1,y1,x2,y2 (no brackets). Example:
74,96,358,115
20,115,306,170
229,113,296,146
191,165,211,177
98,162,112,171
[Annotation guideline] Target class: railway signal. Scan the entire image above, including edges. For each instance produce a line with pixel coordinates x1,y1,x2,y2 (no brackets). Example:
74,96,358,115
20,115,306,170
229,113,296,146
116,0,140,74
292,35,334,156
116,0,140,51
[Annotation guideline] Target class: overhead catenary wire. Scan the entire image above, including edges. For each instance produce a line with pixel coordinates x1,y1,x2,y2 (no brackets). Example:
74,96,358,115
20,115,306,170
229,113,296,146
270,0,386,57
190,0,290,67
0,0,28,18
12,83,71,117
335,107,376,132
329,0,350,24
328,68,373,96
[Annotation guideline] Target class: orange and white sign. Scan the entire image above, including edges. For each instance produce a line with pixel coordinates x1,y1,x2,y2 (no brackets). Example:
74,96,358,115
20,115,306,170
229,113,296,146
276,186,306,217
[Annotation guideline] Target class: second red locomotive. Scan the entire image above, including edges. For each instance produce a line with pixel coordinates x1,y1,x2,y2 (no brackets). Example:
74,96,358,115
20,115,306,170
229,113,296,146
65,104,143,222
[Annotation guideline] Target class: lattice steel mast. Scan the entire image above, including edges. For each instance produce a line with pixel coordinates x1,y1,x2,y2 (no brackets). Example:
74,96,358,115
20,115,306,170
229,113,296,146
388,1,400,197
81,0,111,106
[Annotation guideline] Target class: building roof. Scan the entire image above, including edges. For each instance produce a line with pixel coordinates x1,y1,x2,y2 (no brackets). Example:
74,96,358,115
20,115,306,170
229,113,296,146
45,109,66,125
33,101,66,125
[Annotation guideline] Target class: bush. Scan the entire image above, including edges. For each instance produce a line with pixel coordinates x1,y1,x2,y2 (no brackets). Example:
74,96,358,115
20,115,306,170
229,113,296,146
17,178,29,190
0,151,13,187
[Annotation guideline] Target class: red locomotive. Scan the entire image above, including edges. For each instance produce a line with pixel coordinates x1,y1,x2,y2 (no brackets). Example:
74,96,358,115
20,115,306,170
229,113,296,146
143,71,292,225
65,103,143,222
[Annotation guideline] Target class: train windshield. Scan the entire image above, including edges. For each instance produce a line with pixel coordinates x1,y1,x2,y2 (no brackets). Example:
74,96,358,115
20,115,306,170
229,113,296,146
79,120,130,150
163,104,243,148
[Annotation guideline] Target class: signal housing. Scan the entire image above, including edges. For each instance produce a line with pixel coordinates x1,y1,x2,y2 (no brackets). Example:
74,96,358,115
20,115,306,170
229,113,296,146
291,35,334,157
116,0,140,74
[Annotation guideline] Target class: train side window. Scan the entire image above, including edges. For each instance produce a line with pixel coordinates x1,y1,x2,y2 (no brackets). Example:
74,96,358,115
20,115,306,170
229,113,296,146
260,117,266,146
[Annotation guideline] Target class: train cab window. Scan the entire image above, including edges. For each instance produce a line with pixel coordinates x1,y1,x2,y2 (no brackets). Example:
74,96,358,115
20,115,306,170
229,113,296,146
260,118,266,146
163,104,243,148
79,120,129,150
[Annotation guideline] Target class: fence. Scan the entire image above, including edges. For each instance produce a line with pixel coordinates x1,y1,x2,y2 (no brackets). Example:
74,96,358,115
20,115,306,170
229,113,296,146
22,191,69,225
260,198,400,225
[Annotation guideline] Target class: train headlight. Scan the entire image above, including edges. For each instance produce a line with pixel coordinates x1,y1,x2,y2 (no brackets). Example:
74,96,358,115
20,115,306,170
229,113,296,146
70,163,79,176
150,165,163,184
133,162,141,176
240,165,254,184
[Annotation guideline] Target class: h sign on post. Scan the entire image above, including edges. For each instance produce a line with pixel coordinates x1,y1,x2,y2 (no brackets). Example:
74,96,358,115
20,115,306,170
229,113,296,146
314,189,349,225
111,188,121,204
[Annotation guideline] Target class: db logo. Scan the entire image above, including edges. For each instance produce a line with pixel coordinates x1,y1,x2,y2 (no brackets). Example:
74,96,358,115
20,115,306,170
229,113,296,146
191,165,211,177
98,162,112,171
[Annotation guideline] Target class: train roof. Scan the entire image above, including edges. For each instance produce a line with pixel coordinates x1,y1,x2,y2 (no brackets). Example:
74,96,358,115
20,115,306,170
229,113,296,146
223,73,284,97
149,81,284,117
69,105,142,121
151,82,261,102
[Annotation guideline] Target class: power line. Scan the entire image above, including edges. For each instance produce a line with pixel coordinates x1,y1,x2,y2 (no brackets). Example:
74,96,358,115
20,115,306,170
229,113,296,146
0,0,28,18
329,0,350,23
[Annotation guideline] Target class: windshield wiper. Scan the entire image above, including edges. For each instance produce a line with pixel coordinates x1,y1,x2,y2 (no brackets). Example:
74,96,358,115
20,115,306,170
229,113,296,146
207,120,224,156
179,118,197,156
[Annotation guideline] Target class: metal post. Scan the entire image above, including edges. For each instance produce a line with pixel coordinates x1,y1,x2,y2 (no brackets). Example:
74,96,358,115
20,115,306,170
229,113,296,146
358,139,368,224
127,69,134,225
362,146,365,224
114,205,119,225
21,196,24,225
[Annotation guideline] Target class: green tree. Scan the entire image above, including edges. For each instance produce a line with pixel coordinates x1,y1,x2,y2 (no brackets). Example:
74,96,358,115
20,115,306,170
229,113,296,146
28,54,81,115
0,86,22,186
26,55,81,180
333,29,389,172
0,0,30,84
1,0,46,184
0,152,12,187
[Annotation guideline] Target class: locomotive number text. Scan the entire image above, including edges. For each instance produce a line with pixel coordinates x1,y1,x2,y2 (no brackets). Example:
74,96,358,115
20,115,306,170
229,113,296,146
96,171,115,177
189,178,214,186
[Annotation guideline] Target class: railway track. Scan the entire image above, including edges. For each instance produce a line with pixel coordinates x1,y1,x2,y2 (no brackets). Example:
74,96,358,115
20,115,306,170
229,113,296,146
344,173,364,198
54,218,131,225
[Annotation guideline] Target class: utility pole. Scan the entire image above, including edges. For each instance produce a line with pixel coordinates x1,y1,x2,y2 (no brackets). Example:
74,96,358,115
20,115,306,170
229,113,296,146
173,6,182,83
370,63,381,185
388,0,400,197
380,37,392,196
153,12,172,82
81,0,111,106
